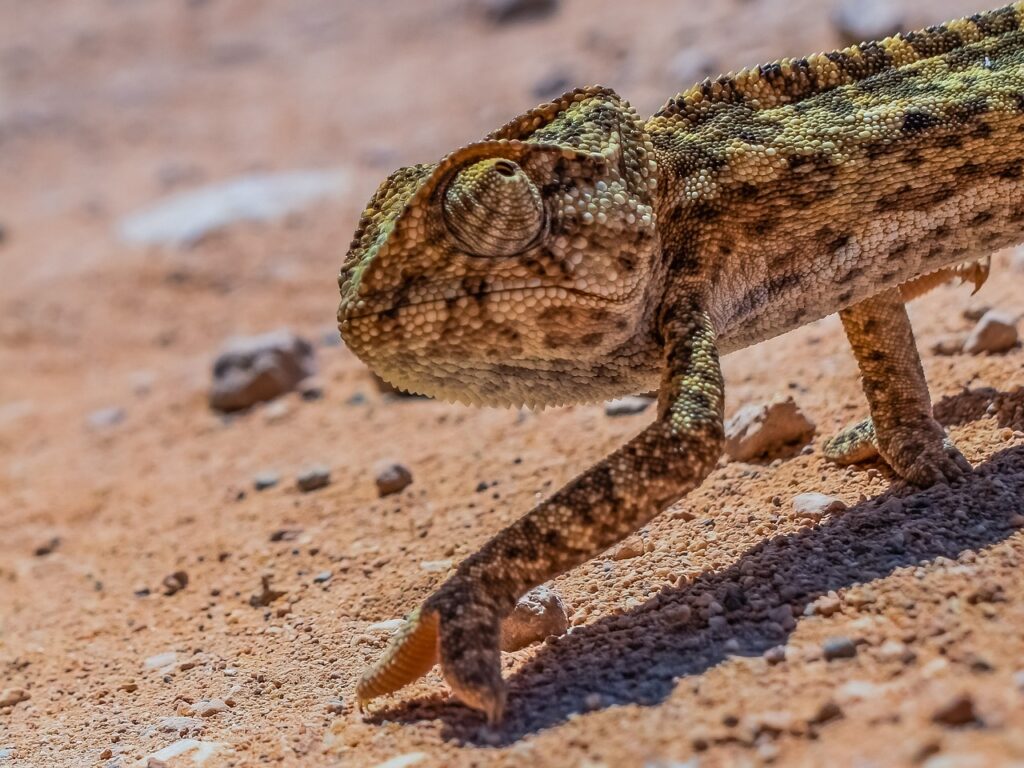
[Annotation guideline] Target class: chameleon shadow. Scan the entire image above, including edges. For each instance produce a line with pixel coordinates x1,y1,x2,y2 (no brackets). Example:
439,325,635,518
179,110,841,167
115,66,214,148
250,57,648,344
366,386,1024,742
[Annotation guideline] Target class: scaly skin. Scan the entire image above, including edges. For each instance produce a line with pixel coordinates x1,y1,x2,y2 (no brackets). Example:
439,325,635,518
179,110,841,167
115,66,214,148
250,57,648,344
339,4,1024,721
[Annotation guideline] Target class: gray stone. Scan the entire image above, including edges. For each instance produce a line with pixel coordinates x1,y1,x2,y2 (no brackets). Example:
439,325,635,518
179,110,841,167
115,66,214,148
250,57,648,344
209,329,316,412
605,395,655,417
500,585,570,651
822,636,858,660
375,461,413,497
963,310,1019,355
832,0,904,46
725,396,815,461
479,0,558,24
87,406,126,429
118,170,350,248
296,465,330,493
253,472,279,491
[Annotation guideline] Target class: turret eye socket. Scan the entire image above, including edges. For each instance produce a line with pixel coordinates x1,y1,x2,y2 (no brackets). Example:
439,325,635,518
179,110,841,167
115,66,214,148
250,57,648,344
493,160,518,178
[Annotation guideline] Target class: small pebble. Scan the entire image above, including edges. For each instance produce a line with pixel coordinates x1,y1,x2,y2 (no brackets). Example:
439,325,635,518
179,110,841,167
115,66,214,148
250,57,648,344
604,395,655,417
326,698,345,714
500,585,570,652
298,377,324,401
375,461,413,497
877,640,915,664
0,688,29,708
724,396,815,461
33,537,61,557
792,493,847,521
931,693,979,726
822,636,857,661
296,465,330,492
764,645,787,665
963,310,1019,355
809,699,843,725
88,406,126,429
192,699,230,717
161,570,189,596
419,560,453,573
612,535,645,560
253,472,280,491
479,0,558,24
313,571,332,584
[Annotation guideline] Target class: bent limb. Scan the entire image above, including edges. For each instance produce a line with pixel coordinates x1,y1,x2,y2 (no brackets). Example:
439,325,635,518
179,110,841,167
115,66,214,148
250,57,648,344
356,299,726,722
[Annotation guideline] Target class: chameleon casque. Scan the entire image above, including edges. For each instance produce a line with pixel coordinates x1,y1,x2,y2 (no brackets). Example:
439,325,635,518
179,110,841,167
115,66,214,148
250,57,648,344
339,3,1024,722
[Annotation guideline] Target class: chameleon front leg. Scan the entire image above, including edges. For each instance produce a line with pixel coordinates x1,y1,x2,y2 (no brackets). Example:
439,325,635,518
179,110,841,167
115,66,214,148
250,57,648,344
825,287,971,486
356,302,726,722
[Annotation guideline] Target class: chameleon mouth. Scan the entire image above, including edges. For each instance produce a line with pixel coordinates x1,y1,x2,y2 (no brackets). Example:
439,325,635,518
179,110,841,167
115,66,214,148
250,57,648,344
341,282,640,323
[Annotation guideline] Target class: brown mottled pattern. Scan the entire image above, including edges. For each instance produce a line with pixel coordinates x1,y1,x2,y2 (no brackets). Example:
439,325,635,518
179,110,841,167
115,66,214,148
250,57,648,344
341,3,1024,721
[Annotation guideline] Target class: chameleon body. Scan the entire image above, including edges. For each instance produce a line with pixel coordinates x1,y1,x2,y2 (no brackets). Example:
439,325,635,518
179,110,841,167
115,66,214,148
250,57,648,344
339,3,1024,722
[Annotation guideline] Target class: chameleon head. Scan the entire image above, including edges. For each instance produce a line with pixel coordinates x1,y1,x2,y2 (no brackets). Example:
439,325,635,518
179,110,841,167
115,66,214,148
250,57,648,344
338,87,664,408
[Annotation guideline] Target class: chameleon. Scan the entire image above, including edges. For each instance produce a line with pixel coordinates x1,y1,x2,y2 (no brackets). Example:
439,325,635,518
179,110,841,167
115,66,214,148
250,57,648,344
338,3,1024,723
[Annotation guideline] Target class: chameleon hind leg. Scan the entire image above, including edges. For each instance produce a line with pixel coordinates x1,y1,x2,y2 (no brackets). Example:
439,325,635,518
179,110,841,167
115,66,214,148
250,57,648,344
827,287,971,486
356,302,726,722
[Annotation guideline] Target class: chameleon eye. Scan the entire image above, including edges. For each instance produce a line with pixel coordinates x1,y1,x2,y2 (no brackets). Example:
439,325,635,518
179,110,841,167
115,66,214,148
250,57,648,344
443,158,545,257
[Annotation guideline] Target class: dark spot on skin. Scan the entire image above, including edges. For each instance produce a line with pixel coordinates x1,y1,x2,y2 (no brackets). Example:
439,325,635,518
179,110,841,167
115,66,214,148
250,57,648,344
936,134,964,150
971,122,993,139
752,217,777,236
971,210,994,226
866,350,886,362
997,162,1023,179
581,332,604,346
864,318,880,335
923,186,955,206
837,289,854,304
934,224,951,238
889,242,911,260
828,233,852,251
902,149,925,167
902,111,942,134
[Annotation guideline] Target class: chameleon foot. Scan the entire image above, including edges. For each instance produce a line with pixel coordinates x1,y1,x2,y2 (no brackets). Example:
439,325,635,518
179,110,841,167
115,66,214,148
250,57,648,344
357,587,507,724
825,416,970,487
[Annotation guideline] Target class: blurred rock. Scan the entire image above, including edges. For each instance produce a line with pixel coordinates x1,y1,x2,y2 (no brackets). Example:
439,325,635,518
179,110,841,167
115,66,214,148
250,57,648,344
0,688,29,708
605,395,655,417
375,461,413,497
0,223,7,244
725,396,816,461
161,570,189,596
832,0,904,46
822,636,857,660
118,170,350,248
931,693,979,726
962,305,992,322
33,536,61,557
209,329,316,412
532,69,572,100
668,49,716,85
253,472,279,491
296,465,330,493
500,585,570,651
87,406,126,429
963,310,1019,355
480,0,558,24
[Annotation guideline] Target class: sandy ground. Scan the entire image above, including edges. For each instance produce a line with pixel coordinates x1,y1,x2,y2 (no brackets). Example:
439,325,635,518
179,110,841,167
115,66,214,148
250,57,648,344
2,1,1024,766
